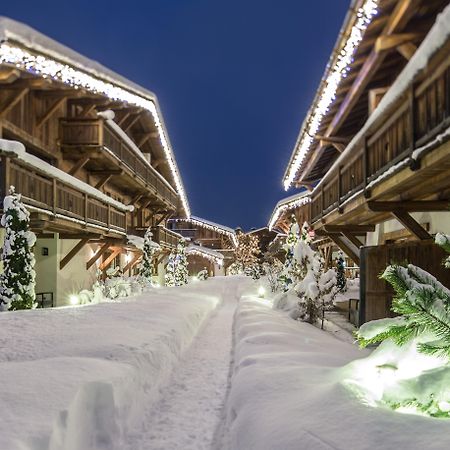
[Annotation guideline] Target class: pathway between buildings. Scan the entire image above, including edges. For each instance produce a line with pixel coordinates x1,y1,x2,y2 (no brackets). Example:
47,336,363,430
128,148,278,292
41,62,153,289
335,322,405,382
124,278,242,450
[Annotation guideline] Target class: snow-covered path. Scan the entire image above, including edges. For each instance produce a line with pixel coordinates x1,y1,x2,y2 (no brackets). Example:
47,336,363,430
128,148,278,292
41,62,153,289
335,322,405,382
125,278,242,450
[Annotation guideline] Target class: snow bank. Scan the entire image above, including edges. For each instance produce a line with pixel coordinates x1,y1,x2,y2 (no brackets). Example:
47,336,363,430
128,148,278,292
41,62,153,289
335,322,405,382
0,279,226,450
225,290,450,450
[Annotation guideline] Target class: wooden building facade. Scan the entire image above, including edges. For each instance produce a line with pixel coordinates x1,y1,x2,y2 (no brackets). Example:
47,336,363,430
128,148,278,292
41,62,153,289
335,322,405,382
0,17,189,304
279,0,450,324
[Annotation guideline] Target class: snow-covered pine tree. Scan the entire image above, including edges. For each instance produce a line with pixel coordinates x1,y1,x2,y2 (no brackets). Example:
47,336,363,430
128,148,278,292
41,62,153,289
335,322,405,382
335,253,347,291
356,233,450,357
295,237,338,327
278,216,300,291
138,228,156,283
174,239,189,286
263,255,283,292
197,267,209,281
165,251,176,287
0,186,37,311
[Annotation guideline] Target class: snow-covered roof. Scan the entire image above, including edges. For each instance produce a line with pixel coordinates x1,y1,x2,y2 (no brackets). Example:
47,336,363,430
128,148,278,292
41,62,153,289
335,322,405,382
0,138,133,213
268,191,310,231
169,216,238,247
0,16,190,217
314,3,450,194
186,245,224,265
282,0,378,189
127,234,161,251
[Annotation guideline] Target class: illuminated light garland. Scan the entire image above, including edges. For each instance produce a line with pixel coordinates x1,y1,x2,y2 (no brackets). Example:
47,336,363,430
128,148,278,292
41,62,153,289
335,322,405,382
0,43,190,216
186,246,224,266
268,192,311,231
283,0,378,190
169,216,238,247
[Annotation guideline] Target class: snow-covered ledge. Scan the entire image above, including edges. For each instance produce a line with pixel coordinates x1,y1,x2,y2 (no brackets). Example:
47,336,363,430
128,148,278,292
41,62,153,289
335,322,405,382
0,138,133,213
97,110,177,194
186,245,224,265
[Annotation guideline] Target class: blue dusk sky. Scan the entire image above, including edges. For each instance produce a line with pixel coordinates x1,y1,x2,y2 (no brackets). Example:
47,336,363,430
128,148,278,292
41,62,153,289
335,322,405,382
1,0,349,230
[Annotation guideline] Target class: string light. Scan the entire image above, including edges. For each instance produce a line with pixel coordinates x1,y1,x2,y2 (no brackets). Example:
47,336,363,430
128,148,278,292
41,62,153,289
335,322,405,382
283,0,378,190
268,192,310,230
0,42,190,216
186,246,224,266
169,216,238,247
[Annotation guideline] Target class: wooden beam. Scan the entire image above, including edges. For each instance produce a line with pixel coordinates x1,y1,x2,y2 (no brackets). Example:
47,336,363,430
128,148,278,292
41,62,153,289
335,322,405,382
117,111,131,126
314,135,349,144
375,33,420,52
86,242,110,269
60,238,89,270
294,182,314,191
78,103,97,118
59,233,101,240
322,224,375,234
392,210,432,240
69,155,91,176
123,253,141,273
342,232,363,249
396,42,417,60
36,97,66,129
0,68,21,84
328,234,360,266
152,158,166,169
95,174,113,190
0,88,29,118
368,200,449,212
124,114,141,133
99,247,122,271
137,132,158,148
319,140,345,153
88,169,123,176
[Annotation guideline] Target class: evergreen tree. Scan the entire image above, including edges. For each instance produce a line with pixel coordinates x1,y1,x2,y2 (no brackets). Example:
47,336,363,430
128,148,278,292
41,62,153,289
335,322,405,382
0,187,36,311
138,228,156,283
174,239,189,286
335,253,347,291
165,251,176,287
278,216,300,291
356,233,450,358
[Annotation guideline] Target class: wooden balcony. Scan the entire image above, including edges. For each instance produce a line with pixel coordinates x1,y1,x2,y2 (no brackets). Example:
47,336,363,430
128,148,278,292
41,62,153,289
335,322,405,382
310,48,450,225
1,156,127,234
60,119,179,211
151,225,182,250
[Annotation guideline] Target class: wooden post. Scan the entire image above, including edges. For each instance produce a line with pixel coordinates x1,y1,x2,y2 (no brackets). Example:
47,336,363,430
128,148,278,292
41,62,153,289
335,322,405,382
337,165,342,210
52,178,57,215
363,136,369,193
60,238,89,270
86,242,110,270
84,193,88,224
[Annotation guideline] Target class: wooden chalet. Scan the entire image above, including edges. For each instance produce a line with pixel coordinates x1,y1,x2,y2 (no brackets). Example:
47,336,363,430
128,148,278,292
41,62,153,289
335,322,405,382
0,17,190,304
168,216,237,274
281,0,450,324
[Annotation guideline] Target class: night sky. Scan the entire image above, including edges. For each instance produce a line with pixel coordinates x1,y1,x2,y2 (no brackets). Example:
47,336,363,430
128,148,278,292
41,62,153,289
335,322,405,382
1,0,349,230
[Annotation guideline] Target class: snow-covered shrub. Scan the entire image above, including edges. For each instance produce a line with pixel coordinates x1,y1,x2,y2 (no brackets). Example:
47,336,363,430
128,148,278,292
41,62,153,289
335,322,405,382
165,240,189,287
103,276,131,299
263,257,283,292
335,252,347,292
0,186,36,311
197,268,209,281
345,234,450,418
227,262,243,276
278,218,300,291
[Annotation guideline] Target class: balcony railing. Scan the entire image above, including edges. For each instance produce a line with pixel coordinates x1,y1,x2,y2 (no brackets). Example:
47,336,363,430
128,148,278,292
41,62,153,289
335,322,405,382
152,225,183,250
310,51,450,224
60,119,179,210
3,157,127,232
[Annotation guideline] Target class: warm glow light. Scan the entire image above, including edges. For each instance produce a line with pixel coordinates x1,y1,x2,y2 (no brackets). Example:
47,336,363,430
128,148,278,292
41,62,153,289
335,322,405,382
69,295,79,306
258,286,265,298
0,43,190,216
283,0,378,189
125,253,131,263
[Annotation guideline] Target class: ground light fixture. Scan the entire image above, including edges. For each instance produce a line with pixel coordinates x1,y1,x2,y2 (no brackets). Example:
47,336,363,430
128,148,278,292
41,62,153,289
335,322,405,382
258,286,265,298
68,294,79,306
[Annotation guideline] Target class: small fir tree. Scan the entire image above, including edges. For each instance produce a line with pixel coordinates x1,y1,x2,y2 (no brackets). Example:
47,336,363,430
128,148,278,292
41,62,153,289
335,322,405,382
174,239,189,286
278,216,300,291
138,228,156,283
165,251,176,287
0,187,37,311
197,267,209,281
335,253,347,292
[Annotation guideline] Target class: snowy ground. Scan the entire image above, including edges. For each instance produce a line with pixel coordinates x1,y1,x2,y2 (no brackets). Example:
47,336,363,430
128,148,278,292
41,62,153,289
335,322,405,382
2,276,450,450
0,278,234,450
